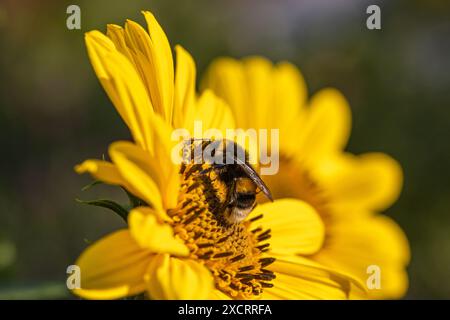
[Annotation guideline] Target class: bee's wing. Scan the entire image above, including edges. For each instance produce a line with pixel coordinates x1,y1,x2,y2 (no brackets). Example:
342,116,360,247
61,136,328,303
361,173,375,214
235,157,273,201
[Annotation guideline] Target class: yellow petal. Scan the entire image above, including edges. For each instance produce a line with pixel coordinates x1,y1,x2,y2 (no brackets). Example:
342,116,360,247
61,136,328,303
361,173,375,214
149,116,181,209
203,57,307,121
106,23,154,104
73,230,151,299
106,24,135,66
109,141,162,213
143,11,174,122
263,254,365,299
84,30,116,78
123,19,164,117
205,56,275,130
187,90,236,137
241,57,273,130
173,45,196,129
248,199,325,255
74,159,150,200
263,273,346,300
273,61,308,123
349,267,409,300
203,57,309,158
142,112,180,180
273,62,308,155
312,214,410,299
145,254,214,299
109,140,178,219
297,88,351,161
128,207,189,256
202,57,249,128
105,23,153,113
74,160,123,186
85,31,154,151
319,152,403,212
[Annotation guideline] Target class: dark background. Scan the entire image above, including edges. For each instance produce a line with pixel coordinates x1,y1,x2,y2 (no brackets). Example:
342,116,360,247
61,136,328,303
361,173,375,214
0,0,449,299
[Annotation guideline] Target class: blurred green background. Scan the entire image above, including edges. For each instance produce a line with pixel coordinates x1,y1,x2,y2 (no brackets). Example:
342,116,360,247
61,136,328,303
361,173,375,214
0,0,449,299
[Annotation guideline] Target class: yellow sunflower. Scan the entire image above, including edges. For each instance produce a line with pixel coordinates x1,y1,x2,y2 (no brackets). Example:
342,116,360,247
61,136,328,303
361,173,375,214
74,12,362,299
203,57,410,299
75,117,361,299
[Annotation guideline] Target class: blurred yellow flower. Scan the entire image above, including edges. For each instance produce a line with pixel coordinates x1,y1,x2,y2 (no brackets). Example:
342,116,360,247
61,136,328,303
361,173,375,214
74,11,362,300
203,57,410,299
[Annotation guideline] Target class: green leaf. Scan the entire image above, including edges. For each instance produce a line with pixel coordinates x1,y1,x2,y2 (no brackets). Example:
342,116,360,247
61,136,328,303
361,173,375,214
81,180,104,191
0,282,69,299
121,187,148,209
76,198,129,222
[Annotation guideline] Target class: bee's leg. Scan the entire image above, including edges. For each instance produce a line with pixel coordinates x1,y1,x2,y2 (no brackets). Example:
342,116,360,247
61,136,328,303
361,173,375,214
227,178,237,206
218,177,236,209
214,178,236,225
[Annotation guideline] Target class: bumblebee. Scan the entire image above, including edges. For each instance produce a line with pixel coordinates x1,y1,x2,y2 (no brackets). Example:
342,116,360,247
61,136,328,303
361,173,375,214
184,139,273,225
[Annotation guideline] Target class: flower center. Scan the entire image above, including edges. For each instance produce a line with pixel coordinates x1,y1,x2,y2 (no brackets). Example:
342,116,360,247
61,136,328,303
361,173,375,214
168,163,276,299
